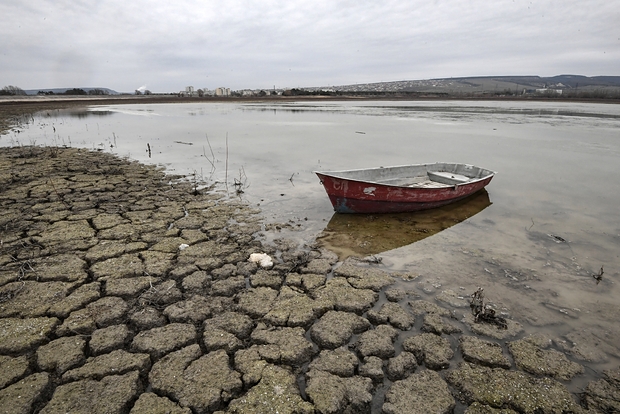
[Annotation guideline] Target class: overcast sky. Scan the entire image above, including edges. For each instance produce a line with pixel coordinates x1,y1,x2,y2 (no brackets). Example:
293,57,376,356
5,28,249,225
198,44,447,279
1,0,618,93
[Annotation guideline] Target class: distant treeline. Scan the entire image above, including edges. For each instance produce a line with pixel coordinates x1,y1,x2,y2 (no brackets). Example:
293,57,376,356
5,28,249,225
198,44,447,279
36,88,111,96
0,85,111,96
0,85,27,96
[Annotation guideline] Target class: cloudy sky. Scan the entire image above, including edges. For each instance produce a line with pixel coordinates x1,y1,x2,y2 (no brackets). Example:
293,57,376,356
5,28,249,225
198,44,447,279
1,0,618,93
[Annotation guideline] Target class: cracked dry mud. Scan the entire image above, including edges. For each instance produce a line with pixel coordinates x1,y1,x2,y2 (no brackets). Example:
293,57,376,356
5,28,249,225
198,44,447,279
1,145,619,414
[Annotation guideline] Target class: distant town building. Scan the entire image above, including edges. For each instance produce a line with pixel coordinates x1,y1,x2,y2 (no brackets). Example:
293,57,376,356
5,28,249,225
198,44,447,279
178,86,196,97
178,86,224,97
536,88,563,95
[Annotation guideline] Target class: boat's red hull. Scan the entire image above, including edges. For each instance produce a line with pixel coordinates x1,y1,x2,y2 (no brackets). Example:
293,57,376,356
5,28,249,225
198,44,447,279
316,172,494,213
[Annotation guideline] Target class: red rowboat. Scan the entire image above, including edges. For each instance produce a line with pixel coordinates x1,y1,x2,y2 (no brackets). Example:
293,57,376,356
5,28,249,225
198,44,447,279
315,163,495,213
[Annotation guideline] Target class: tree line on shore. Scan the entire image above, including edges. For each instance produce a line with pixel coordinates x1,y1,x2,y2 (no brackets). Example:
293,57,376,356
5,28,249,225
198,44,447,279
1,86,112,96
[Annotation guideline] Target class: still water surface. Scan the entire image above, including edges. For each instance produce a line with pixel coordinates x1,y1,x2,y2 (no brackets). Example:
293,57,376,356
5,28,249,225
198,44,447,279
4,100,620,381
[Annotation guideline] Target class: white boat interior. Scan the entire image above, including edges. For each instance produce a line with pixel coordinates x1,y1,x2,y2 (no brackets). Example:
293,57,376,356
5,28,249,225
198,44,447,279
320,163,495,188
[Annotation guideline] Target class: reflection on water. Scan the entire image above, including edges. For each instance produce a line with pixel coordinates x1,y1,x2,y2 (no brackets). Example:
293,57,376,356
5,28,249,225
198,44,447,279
318,189,491,259
47,108,115,118
242,101,620,121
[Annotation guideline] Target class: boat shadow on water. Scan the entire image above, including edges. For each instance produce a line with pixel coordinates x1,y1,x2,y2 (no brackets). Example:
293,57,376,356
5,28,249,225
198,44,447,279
317,189,491,260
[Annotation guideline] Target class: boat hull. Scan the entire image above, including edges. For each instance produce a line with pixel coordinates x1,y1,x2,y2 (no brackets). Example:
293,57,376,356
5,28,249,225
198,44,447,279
315,163,495,214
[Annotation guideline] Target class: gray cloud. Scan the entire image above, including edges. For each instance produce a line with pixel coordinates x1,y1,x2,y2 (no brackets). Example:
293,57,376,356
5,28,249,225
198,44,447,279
1,0,618,92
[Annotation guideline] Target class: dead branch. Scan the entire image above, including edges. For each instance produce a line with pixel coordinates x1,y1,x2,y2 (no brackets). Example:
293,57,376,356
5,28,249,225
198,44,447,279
593,266,604,284
470,287,507,329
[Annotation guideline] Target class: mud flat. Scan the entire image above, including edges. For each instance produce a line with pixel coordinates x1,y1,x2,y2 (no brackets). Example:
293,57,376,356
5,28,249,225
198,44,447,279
0,145,619,413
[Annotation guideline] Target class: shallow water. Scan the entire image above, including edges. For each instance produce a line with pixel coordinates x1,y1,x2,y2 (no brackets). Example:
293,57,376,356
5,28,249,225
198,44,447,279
4,99,620,379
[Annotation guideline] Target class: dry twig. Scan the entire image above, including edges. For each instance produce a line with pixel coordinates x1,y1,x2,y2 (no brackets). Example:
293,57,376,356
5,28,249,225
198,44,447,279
593,266,604,284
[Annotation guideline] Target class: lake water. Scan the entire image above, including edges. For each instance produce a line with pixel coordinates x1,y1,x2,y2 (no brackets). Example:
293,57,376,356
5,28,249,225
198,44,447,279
4,99,620,383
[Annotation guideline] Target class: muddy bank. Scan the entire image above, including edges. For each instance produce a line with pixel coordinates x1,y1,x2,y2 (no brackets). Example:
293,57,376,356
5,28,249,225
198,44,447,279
0,146,619,413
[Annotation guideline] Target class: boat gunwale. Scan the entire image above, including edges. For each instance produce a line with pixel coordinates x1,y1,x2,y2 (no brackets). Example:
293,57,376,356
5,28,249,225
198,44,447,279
314,162,496,189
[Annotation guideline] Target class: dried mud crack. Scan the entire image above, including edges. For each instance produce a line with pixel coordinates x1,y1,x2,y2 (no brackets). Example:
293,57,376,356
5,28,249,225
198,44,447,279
0,145,619,414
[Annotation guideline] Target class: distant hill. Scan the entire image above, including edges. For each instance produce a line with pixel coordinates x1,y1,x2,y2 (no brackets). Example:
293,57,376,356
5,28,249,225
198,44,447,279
310,75,620,96
24,87,119,96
